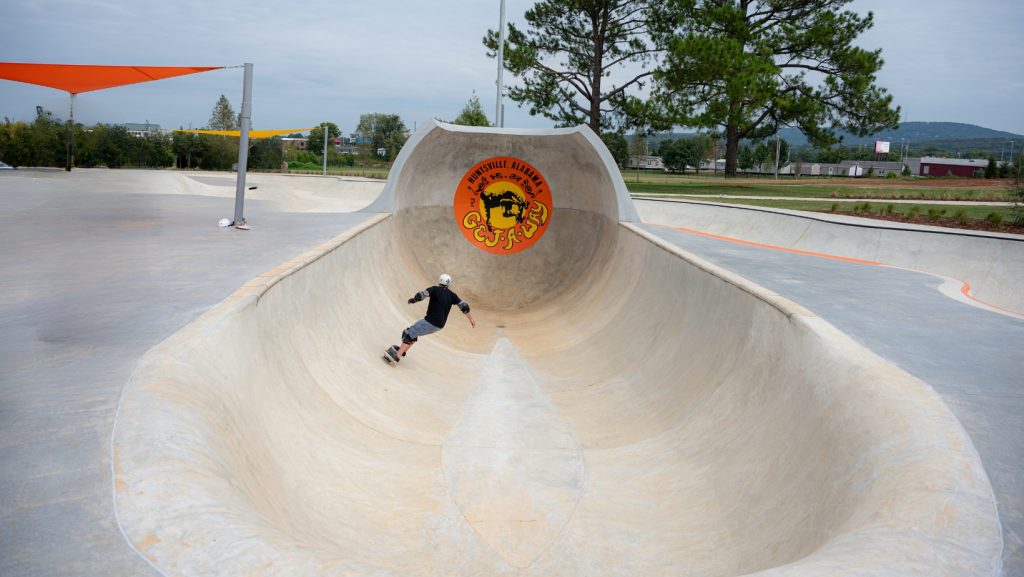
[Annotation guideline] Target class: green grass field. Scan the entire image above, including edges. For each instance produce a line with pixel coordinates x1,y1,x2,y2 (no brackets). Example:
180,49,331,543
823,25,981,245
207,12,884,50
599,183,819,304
624,179,1011,201
263,166,390,179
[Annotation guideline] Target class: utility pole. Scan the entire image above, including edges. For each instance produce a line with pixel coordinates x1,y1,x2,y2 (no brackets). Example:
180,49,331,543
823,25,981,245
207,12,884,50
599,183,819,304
322,122,328,176
495,0,506,127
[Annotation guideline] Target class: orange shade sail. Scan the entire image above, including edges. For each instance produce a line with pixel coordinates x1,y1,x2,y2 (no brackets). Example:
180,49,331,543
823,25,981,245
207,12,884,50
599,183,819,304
0,62,223,94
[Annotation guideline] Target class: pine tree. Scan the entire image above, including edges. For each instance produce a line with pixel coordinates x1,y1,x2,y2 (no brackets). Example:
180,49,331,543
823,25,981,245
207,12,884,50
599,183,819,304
651,0,900,176
451,94,491,127
208,95,239,131
485,0,659,132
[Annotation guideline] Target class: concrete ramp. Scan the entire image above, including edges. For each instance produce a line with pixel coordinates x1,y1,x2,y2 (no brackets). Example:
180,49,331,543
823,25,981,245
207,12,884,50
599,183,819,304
113,121,1001,576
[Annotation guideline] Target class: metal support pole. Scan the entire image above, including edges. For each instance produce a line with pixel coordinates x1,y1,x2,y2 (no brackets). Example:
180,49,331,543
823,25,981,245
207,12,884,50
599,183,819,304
322,122,328,176
232,63,253,227
66,94,75,172
773,126,781,180
495,0,506,127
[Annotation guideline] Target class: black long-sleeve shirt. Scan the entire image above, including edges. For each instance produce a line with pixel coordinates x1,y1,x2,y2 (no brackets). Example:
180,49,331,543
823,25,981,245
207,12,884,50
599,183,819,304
414,285,467,328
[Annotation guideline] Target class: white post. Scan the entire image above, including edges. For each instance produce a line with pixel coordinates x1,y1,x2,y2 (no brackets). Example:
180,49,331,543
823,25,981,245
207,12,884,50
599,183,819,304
66,94,75,172
232,63,253,226
322,122,328,176
773,127,780,180
495,0,506,127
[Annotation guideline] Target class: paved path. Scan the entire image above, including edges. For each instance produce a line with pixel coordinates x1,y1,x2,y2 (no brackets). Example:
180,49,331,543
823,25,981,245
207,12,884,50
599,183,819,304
0,177,375,577
640,220,1024,576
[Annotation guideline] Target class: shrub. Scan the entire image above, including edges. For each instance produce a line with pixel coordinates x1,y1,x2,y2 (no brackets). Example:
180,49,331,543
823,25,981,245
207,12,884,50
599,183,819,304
927,208,946,221
829,203,839,213
908,205,921,218
954,209,969,225
985,157,998,179
884,204,895,214
985,212,1003,226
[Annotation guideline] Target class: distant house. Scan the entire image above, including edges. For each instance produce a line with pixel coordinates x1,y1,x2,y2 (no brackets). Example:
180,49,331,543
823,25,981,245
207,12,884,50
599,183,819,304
701,159,726,172
780,162,843,177
119,123,160,137
286,137,353,153
919,156,989,177
282,137,308,151
838,160,905,177
627,155,666,170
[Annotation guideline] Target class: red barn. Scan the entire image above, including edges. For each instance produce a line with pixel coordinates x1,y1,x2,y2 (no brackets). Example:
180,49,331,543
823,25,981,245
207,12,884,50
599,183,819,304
919,156,989,177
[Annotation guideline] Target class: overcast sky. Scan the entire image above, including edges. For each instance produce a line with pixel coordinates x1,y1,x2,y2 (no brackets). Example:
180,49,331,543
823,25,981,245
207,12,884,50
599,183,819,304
1,0,1022,136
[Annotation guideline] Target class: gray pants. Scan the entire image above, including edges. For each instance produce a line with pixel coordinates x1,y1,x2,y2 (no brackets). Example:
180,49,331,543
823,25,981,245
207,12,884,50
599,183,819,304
402,319,441,343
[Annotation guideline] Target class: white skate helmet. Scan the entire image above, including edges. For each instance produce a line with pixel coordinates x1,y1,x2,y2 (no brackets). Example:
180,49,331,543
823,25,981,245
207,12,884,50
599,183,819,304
438,273,452,286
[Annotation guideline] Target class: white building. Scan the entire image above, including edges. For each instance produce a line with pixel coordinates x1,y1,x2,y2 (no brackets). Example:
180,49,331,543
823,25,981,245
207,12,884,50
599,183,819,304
119,123,161,137
627,155,666,170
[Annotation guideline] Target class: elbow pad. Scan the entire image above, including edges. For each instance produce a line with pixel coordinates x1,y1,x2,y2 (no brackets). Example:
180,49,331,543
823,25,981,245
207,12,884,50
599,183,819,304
411,291,427,303
458,301,470,314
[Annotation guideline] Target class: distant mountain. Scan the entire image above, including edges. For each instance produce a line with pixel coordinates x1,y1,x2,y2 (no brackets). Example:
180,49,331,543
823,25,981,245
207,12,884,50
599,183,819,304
646,122,1023,157
778,122,1024,148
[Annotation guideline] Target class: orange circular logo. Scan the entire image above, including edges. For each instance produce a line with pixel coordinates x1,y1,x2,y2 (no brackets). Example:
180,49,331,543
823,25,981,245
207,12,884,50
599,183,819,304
454,156,552,254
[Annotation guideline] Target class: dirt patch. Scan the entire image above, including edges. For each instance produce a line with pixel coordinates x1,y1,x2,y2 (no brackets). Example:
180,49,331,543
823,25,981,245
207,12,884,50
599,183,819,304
730,177,1011,190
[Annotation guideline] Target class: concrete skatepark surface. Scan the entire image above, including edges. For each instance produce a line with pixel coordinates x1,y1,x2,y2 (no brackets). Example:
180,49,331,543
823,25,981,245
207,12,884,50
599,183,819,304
636,213,1024,575
634,198,1024,315
100,122,1002,576
0,169,379,577
2,123,1018,576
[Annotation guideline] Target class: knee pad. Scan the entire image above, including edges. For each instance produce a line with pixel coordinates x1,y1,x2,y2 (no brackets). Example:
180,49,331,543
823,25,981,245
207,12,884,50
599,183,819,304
401,330,418,345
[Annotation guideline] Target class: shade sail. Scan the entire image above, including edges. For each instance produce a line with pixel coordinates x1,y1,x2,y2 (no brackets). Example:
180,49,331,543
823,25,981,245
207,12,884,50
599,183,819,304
175,128,316,139
0,62,222,94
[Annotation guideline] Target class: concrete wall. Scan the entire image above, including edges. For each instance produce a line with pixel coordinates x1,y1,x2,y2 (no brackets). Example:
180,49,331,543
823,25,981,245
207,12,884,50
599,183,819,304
636,199,1024,314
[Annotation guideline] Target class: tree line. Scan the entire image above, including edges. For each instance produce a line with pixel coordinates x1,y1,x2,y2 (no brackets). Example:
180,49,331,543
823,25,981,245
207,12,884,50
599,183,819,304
1,0,924,177
0,101,281,171
0,94,422,171
1,109,175,169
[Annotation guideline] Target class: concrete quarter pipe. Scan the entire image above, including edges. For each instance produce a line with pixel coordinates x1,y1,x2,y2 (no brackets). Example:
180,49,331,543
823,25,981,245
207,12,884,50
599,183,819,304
113,121,1002,576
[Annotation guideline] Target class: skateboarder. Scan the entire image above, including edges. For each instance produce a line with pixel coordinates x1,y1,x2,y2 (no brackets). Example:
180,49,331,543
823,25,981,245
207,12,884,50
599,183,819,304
385,273,475,364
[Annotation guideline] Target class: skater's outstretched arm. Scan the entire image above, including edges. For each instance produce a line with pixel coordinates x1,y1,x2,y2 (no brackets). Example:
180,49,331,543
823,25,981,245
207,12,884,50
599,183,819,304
458,301,476,328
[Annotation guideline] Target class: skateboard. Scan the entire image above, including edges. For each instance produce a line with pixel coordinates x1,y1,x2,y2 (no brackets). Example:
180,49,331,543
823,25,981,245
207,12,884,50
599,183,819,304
382,345,401,366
